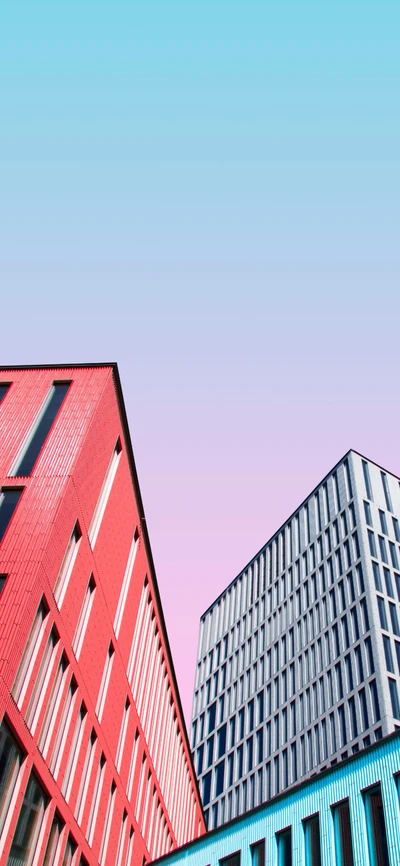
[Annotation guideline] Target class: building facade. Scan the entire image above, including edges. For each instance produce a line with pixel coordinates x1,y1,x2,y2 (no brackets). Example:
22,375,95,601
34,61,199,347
191,450,400,828
152,731,400,866
0,365,205,866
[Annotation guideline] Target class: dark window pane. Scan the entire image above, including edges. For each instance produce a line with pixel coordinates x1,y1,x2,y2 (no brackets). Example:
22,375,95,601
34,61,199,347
0,489,22,543
332,801,354,866
304,815,321,866
0,385,10,405
7,773,48,866
277,829,292,866
0,722,25,837
13,383,70,477
364,787,390,866
220,854,240,866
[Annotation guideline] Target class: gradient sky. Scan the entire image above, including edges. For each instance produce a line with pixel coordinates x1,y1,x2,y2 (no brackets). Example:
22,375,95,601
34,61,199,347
1,1,400,722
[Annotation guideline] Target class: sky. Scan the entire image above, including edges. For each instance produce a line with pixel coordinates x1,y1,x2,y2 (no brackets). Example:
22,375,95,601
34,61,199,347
1,1,400,723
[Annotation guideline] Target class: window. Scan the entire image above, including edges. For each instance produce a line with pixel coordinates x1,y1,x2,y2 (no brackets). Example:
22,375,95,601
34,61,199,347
359,688,368,730
378,597,388,631
208,702,216,734
220,854,240,866
332,800,354,866
363,786,390,866
114,529,139,638
75,729,97,824
88,438,122,548
378,536,388,564
215,760,225,796
364,500,372,526
393,517,400,543
276,829,291,866
61,836,77,866
383,636,394,672
383,567,394,598
0,574,6,595
251,840,265,866
96,642,115,721
379,510,388,535
0,488,23,544
381,472,393,512
87,753,106,845
26,625,59,733
10,383,70,477
6,772,48,866
368,531,377,558
389,602,400,636
0,721,25,838
12,598,49,708
73,574,96,658
0,383,10,404
389,542,399,571
49,675,77,777
303,815,322,866
389,678,400,719
38,652,69,758
54,522,82,608
370,680,381,723
362,460,373,501
43,812,64,866
99,781,117,866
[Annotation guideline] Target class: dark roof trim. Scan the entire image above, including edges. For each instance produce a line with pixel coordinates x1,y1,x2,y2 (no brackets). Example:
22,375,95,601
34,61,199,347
200,446,400,619
111,364,205,820
151,729,400,865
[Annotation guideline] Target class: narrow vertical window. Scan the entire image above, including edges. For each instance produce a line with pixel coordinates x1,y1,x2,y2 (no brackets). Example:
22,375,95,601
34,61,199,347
381,472,393,512
62,702,87,800
0,574,7,595
363,786,390,866
38,652,69,758
54,522,82,608
75,729,97,825
332,800,354,866
10,382,70,477
343,459,353,500
43,812,64,866
0,383,10,405
251,840,265,866
116,698,131,773
362,460,373,501
323,484,330,524
26,626,59,733
0,721,25,838
6,772,48,866
88,438,122,548
87,753,106,845
220,853,241,866
0,489,23,544
126,730,140,801
303,815,322,866
114,528,139,637
115,810,128,866
333,473,340,512
96,642,115,721
388,678,400,719
72,574,96,658
12,598,49,708
49,675,78,777
276,829,292,866
99,781,117,866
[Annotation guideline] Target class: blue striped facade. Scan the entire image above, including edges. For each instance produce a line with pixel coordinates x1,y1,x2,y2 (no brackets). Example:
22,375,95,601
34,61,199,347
152,733,400,866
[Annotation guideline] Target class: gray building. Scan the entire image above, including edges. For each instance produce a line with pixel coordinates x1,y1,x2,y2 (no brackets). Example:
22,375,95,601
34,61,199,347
190,450,400,829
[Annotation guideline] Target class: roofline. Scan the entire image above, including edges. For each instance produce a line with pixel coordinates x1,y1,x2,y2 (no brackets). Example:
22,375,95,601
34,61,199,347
0,362,205,822
151,729,400,865
111,364,205,821
200,446,400,620
0,363,116,370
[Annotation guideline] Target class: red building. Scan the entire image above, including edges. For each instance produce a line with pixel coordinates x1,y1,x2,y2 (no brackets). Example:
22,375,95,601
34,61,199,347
0,365,205,866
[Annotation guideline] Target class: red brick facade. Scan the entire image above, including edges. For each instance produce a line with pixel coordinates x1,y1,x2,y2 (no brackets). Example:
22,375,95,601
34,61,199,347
0,365,204,866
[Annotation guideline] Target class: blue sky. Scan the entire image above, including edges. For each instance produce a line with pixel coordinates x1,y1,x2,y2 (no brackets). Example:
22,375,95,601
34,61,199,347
1,0,399,718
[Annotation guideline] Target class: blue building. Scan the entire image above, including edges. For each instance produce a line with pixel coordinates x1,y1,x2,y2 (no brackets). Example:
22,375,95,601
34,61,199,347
152,732,400,866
